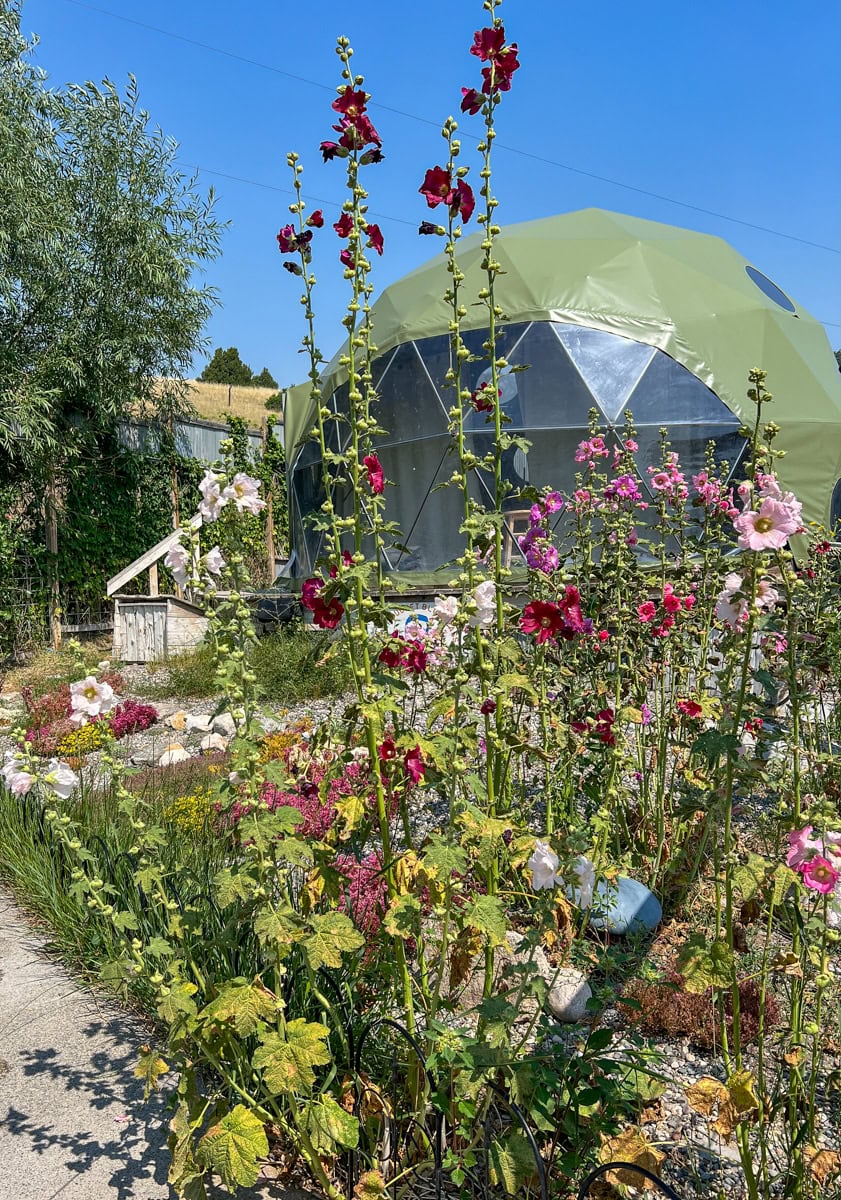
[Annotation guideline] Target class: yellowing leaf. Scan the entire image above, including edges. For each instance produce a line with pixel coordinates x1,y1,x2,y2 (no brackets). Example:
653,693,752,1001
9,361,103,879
302,912,364,970
383,893,421,940
134,1045,168,1099
196,1105,268,1190
334,793,366,839
805,1146,841,1185
599,1127,665,1187
303,1095,359,1155
253,1019,330,1094
727,1069,759,1116
770,951,802,977
198,979,277,1038
354,1170,387,1200
685,1076,726,1117
464,894,507,948
677,934,734,993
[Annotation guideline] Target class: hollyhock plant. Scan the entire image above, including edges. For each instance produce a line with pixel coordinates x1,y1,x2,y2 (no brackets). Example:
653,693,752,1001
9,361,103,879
70,676,115,723
363,454,385,494
223,473,266,515
733,496,800,551
164,540,190,589
44,758,79,800
528,840,562,891
2,750,35,796
198,470,227,522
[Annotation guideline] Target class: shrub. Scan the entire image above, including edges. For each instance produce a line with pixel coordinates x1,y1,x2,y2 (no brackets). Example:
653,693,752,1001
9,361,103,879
621,966,780,1048
110,699,158,738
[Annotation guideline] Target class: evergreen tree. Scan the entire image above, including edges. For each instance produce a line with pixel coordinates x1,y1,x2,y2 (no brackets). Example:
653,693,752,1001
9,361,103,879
199,346,254,386
252,366,278,389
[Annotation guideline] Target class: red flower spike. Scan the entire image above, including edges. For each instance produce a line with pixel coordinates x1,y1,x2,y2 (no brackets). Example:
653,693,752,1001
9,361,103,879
363,453,385,494
419,166,454,209
366,223,384,255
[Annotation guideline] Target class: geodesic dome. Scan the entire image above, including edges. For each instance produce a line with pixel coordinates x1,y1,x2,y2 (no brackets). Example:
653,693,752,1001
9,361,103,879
286,208,841,580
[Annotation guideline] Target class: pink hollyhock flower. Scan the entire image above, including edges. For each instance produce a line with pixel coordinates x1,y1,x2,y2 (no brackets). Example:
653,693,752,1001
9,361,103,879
363,454,385,494
649,470,672,492
662,586,682,614
2,750,35,796
637,601,656,623
404,745,425,784
544,490,563,513
334,212,353,238
419,166,454,208
624,438,639,452
733,498,800,551
786,826,822,869
677,699,703,719
460,87,483,115
683,594,696,610
641,703,653,726
520,600,564,644
756,578,780,610
801,856,840,894
366,223,384,255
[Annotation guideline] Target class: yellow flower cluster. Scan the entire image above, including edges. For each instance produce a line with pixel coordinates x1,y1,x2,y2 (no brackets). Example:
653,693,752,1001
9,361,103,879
55,721,108,759
260,720,312,763
163,789,215,836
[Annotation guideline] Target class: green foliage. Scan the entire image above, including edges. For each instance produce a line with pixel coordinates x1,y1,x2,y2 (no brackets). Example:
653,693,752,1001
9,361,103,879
199,347,254,387
252,367,278,389
196,1105,268,1190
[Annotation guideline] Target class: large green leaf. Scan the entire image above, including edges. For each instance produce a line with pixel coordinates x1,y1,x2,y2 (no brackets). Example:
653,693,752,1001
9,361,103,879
302,1095,359,1155
464,895,508,947
253,904,305,953
198,979,277,1038
422,834,468,878
196,1105,268,1189
253,1020,331,1094
383,894,422,939
677,934,734,993
302,912,364,970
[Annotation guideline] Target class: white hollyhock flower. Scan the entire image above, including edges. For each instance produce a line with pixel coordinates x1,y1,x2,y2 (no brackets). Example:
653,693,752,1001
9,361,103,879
2,750,35,796
204,545,225,576
70,676,115,723
44,758,79,800
469,580,497,628
198,470,228,522
223,473,266,515
432,594,458,626
571,855,596,909
528,840,561,891
164,540,190,588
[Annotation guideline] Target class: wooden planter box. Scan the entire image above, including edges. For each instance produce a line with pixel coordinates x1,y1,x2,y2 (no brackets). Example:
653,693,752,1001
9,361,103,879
112,595,208,663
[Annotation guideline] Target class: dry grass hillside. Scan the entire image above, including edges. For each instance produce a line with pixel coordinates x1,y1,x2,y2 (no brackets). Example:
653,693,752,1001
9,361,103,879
185,380,282,426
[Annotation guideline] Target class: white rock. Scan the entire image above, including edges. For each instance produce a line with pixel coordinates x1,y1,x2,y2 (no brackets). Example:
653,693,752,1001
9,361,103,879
186,713,213,732
158,744,191,766
200,732,228,753
212,712,237,737
165,709,188,731
546,967,592,1022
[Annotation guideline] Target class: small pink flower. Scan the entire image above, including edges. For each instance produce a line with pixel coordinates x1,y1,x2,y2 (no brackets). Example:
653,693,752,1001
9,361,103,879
786,826,822,869
733,497,801,551
801,856,840,894
637,601,656,623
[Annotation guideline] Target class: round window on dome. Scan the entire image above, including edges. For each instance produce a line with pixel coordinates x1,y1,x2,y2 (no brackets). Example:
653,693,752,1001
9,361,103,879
745,265,796,313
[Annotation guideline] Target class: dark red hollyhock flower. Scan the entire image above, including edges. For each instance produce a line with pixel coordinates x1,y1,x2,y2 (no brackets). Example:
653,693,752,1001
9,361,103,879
363,453,385,494
471,383,497,413
453,180,475,222
332,86,368,118
481,45,520,94
571,719,589,735
418,221,439,235
594,708,616,746
307,210,324,228
301,577,324,610
677,699,703,719
404,745,425,784
378,638,402,669
378,738,397,762
558,584,587,633
340,248,354,269
360,147,385,166
480,698,496,716
402,641,428,675
276,224,297,253
336,113,381,151
334,212,354,238
366,223,384,255
461,87,483,115
520,600,565,644
815,540,832,555
311,596,344,629
419,166,454,209
283,261,303,276
320,141,348,161
470,26,506,62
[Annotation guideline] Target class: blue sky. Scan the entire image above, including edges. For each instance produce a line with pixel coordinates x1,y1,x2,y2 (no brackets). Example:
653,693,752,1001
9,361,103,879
21,0,841,386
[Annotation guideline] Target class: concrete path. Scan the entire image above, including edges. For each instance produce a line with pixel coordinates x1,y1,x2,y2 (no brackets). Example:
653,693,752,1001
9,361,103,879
0,890,307,1199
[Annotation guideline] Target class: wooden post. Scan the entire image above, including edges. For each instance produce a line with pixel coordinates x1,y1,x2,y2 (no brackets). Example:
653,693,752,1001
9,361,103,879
45,473,62,650
262,418,275,583
148,562,159,597
227,383,232,408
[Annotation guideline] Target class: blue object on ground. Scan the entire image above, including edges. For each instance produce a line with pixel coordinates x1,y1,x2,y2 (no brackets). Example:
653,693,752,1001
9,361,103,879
586,876,662,934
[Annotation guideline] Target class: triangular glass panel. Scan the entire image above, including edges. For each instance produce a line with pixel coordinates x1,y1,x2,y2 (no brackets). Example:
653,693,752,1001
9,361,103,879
553,324,656,424
373,340,450,445
626,351,741,426
479,321,597,430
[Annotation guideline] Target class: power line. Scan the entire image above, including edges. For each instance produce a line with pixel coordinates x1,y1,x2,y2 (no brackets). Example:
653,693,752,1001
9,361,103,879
58,0,841,258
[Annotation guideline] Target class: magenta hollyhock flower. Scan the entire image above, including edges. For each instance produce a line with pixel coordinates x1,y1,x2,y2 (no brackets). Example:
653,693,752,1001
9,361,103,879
453,179,476,222
677,699,703,719
301,577,324,610
544,490,563,513
378,637,402,669
801,856,840,894
320,141,348,161
520,600,564,644
641,703,653,725
340,248,354,268
637,600,656,622
332,86,368,118
311,597,344,630
461,87,483,115
307,210,324,228
733,497,801,551
334,212,353,238
471,383,497,413
401,640,428,675
470,25,506,61
365,223,384,255
404,745,425,784
419,166,454,208
363,453,385,494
